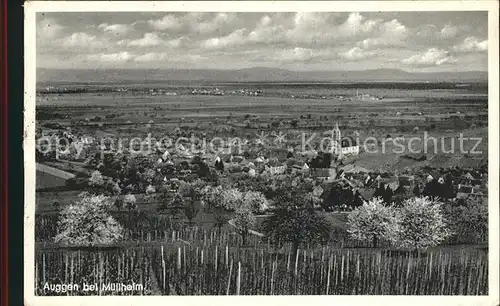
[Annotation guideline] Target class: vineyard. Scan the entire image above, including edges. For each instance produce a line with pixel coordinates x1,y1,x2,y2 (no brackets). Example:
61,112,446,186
36,243,488,295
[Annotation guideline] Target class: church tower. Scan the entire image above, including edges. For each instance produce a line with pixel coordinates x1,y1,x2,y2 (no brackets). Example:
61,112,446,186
333,122,342,158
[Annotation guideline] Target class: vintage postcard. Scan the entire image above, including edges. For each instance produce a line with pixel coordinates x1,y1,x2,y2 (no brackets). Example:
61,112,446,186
24,1,499,305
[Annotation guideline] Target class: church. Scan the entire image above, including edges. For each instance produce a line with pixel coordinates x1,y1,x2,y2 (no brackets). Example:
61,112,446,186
329,123,360,158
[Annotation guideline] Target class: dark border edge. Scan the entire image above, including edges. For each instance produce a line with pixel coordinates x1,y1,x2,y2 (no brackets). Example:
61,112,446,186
1,0,8,303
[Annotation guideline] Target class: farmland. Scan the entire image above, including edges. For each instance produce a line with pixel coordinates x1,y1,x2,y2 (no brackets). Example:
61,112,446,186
34,80,489,296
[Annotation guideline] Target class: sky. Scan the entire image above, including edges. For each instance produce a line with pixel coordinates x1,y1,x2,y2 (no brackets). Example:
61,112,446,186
36,12,488,72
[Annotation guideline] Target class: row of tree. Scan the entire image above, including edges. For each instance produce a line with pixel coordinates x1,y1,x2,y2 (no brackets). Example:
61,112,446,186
347,195,488,249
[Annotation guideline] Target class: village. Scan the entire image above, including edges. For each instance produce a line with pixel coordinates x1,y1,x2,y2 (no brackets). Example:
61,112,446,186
36,119,487,212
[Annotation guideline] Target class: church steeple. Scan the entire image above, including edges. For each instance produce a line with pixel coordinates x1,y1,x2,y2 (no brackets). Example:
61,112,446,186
333,122,341,141
333,122,342,157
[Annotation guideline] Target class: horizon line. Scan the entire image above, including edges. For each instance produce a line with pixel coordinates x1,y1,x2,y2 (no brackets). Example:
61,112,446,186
36,67,489,74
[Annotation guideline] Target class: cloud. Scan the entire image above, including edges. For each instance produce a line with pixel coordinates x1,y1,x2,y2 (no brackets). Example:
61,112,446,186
402,48,457,66
339,47,377,61
133,52,169,62
359,19,408,49
197,13,240,35
335,13,380,38
147,13,242,38
279,47,315,62
453,36,488,52
127,33,162,47
247,15,288,44
97,23,133,37
37,18,64,39
36,12,488,71
286,13,382,45
86,51,134,62
62,32,104,49
415,24,438,38
201,13,408,50
148,14,182,31
200,28,247,49
440,24,458,39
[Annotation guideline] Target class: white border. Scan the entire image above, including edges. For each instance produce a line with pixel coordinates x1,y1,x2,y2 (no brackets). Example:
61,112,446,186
24,2,500,306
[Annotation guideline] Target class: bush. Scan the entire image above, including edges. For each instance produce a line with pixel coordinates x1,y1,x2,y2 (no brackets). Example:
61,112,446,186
347,198,400,248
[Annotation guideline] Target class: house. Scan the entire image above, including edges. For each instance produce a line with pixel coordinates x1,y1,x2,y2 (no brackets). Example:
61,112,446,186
341,136,360,156
398,175,415,187
300,150,318,159
230,155,245,163
358,187,376,201
162,150,171,160
457,184,474,199
289,161,310,174
376,176,400,191
265,165,287,175
463,172,475,183
267,148,290,161
254,156,265,164
310,168,336,181
342,164,370,174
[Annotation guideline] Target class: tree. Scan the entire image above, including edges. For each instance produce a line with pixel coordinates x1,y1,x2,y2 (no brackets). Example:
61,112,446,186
200,185,223,211
123,194,137,224
242,191,269,213
322,183,360,211
263,206,331,255
347,198,400,248
395,197,451,250
111,181,122,196
146,184,156,195
175,180,205,225
440,174,455,200
220,188,244,211
215,159,225,173
114,197,123,211
422,179,440,198
373,184,386,199
383,185,394,203
169,193,185,219
233,205,256,246
144,184,156,203
412,184,421,196
262,183,332,255
52,201,61,211
444,195,488,243
183,198,201,226
88,170,105,193
54,194,123,246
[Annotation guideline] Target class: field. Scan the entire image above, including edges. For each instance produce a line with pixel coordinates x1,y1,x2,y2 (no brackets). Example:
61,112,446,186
34,81,489,295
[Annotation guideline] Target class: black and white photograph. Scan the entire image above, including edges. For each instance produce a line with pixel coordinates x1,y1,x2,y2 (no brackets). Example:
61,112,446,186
24,1,499,303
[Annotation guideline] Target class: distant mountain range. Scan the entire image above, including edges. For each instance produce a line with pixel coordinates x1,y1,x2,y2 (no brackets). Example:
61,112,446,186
37,67,488,84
